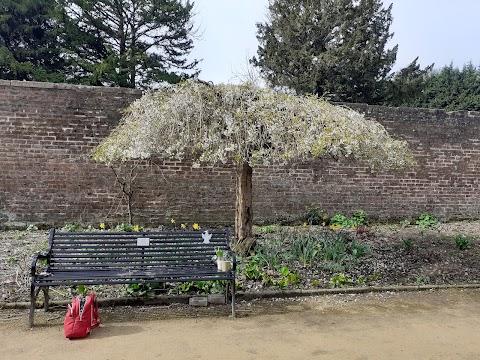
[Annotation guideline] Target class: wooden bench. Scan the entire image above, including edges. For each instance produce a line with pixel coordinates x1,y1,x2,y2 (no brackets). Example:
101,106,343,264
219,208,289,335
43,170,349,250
30,228,236,326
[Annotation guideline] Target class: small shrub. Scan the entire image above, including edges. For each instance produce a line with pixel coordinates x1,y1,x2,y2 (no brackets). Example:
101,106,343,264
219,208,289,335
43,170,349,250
330,210,368,228
329,273,352,288
352,210,368,226
416,214,439,229
415,275,430,285
306,206,326,225
402,239,414,248
330,214,354,228
454,235,471,250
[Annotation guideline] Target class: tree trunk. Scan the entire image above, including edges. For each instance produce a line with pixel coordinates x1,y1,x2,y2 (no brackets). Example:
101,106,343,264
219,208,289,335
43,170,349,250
235,161,254,254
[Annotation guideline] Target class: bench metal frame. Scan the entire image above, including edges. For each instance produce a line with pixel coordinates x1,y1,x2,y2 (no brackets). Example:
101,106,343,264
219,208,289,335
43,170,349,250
30,228,236,327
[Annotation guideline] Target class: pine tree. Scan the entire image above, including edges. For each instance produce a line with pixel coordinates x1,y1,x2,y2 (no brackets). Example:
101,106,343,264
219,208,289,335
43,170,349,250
57,0,198,88
0,0,66,82
384,58,434,107
252,0,397,104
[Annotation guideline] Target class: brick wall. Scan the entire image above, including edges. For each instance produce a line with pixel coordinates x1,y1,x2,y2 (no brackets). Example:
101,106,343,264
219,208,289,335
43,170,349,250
0,81,479,228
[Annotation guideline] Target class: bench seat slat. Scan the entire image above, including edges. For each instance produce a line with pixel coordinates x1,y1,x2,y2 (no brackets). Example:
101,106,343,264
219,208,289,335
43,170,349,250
51,256,215,263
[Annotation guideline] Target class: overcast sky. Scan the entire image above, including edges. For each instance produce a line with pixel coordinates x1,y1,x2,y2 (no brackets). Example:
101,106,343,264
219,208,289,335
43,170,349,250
189,0,480,84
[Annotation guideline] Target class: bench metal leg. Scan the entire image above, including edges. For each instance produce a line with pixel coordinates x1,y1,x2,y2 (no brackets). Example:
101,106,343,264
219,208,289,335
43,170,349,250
42,287,50,312
29,285,36,328
231,279,236,318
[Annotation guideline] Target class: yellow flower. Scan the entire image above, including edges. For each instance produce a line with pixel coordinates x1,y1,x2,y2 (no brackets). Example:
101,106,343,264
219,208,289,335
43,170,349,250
99,223,105,230
322,222,326,226
133,225,139,232
181,223,186,229
322,215,328,220
193,223,200,230
329,224,335,230
303,222,307,228
170,219,175,224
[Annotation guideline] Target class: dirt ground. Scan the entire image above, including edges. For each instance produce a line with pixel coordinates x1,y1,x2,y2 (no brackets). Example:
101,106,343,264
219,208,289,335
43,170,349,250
1,288,479,360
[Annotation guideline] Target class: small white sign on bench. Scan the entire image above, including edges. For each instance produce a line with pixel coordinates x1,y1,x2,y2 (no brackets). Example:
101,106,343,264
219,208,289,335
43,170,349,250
137,237,150,247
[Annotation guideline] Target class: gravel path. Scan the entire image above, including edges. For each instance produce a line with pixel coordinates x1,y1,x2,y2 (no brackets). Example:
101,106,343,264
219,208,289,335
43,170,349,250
1,289,479,359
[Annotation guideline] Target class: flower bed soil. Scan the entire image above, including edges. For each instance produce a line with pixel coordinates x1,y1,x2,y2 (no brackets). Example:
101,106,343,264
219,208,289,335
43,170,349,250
1,221,479,304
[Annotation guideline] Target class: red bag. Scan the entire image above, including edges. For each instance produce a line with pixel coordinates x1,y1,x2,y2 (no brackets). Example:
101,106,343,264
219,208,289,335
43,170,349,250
64,290,102,339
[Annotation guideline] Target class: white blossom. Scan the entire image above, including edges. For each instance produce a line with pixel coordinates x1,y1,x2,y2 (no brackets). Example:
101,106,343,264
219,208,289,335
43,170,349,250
93,79,415,170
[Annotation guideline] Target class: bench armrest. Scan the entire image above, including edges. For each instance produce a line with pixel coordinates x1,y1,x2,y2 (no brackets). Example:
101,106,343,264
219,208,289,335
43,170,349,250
31,253,49,276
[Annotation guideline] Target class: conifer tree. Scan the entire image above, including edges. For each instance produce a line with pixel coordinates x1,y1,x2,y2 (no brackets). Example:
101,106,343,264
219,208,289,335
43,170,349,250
0,0,66,82
252,0,397,104
58,0,198,88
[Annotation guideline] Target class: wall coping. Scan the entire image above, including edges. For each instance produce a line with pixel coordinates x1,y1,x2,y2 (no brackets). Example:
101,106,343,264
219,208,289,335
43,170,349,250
1,79,480,119
0,79,143,95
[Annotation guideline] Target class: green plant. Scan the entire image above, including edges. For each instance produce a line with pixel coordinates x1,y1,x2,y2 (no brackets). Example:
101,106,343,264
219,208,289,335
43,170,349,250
274,267,300,289
170,280,227,294
13,231,24,240
63,223,82,232
402,238,414,248
415,275,430,285
125,283,156,297
76,285,89,296
329,273,352,288
400,219,411,228
215,248,225,259
330,214,354,228
416,214,439,229
306,206,326,225
290,234,322,267
322,234,347,263
6,256,17,265
454,235,471,250
330,210,368,228
242,260,264,280
259,225,276,233
252,238,283,270
323,261,347,273
115,223,134,231
170,282,193,294
350,239,370,258
352,210,368,226
26,224,39,231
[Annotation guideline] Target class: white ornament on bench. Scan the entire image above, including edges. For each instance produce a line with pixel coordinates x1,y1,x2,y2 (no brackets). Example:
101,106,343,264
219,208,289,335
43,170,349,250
202,230,212,244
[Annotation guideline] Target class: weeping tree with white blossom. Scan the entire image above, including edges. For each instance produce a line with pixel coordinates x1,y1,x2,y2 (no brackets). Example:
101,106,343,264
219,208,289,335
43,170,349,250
92,79,415,253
